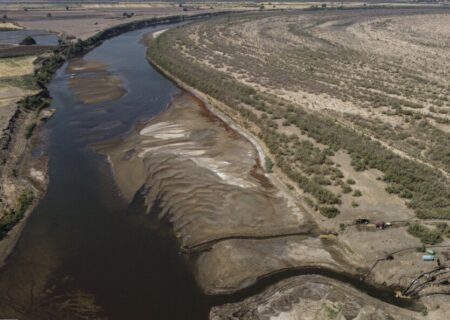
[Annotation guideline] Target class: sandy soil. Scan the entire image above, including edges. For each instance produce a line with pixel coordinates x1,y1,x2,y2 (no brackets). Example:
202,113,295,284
66,58,125,105
210,275,420,320
196,236,363,294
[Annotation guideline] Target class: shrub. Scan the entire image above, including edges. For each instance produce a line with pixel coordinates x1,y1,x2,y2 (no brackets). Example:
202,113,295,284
341,184,352,194
20,36,36,45
265,156,273,173
304,196,314,208
25,122,36,139
319,206,340,218
407,224,442,245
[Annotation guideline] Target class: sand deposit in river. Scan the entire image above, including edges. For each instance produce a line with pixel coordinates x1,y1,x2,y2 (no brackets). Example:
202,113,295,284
66,58,126,105
99,93,312,248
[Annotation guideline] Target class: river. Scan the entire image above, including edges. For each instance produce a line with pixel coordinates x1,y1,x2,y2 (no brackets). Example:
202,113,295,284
0,29,59,45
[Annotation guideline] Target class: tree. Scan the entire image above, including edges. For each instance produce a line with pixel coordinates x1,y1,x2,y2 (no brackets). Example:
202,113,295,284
20,36,36,45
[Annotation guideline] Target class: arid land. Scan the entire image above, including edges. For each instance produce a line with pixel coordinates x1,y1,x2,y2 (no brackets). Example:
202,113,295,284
147,7,450,318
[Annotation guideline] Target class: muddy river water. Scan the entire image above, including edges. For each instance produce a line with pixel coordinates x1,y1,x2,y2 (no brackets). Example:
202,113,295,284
0,22,416,319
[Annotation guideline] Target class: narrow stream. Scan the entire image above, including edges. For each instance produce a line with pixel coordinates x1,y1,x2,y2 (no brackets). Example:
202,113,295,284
0,22,416,319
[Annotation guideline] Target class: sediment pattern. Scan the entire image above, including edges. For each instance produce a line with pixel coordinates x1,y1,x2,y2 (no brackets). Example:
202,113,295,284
100,92,364,293
100,93,310,249
210,275,418,320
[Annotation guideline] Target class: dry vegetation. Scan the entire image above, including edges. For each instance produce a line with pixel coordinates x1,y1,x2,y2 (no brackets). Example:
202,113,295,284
0,21,23,31
148,8,450,245
0,55,37,130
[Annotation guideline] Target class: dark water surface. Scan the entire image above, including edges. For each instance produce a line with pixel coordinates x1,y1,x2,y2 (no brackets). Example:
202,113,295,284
0,29,59,45
0,24,209,319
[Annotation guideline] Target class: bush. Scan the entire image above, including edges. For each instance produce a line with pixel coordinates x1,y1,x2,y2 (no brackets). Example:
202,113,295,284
265,156,273,173
407,224,442,245
341,184,352,194
319,206,340,218
353,189,362,197
20,36,36,45
25,122,36,139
